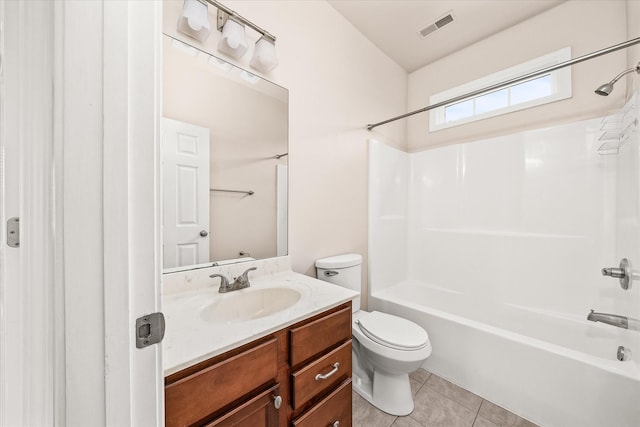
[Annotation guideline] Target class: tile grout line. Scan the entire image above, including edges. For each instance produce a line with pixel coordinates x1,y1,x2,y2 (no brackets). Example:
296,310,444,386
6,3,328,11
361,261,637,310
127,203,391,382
404,377,481,427
470,399,484,427
419,380,483,415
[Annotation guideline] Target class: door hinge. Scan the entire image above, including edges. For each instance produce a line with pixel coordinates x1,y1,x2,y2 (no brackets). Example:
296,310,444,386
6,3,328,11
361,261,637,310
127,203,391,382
136,312,165,349
7,217,19,248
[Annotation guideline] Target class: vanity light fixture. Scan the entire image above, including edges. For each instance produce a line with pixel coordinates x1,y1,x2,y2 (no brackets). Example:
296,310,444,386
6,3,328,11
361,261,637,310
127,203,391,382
212,0,278,72
217,16,249,59
177,0,211,42
250,35,278,73
177,0,279,72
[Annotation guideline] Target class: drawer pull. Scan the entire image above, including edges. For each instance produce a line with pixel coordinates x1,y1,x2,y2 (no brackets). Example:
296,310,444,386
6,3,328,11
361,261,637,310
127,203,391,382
332,422,340,427
315,362,340,381
273,395,282,409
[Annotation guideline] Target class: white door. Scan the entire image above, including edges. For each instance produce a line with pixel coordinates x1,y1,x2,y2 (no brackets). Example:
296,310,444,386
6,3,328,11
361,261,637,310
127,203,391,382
162,118,211,269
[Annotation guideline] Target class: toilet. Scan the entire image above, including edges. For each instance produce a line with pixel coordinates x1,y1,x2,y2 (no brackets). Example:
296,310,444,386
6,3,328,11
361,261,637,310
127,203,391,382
316,253,432,416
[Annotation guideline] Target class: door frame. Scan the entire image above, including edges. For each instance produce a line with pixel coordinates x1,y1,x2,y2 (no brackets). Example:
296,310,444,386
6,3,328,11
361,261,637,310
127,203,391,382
1,1,164,425
103,1,164,425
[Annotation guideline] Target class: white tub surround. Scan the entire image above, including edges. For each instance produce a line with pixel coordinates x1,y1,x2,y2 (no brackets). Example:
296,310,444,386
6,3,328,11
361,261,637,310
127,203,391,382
368,106,640,427
162,256,359,375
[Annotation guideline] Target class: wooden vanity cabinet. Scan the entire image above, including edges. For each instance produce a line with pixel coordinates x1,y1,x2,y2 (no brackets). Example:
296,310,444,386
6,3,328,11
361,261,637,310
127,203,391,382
164,301,353,427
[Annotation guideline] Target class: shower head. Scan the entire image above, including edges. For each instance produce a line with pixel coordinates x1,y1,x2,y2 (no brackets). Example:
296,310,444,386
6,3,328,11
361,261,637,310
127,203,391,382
595,82,614,96
595,62,640,96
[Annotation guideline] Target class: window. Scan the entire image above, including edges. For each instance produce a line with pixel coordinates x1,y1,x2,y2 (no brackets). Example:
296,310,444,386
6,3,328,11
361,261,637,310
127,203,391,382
429,47,572,132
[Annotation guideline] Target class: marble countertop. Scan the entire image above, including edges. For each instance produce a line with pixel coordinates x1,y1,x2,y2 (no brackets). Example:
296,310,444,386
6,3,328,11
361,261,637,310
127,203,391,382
162,269,358,376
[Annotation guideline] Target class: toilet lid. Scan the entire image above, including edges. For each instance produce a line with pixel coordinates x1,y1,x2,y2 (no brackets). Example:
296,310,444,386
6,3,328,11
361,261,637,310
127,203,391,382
357,311,429,351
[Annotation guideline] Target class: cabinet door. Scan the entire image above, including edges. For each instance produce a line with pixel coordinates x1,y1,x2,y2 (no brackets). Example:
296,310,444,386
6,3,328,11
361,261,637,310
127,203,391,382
205,384,280,427
165,338,278,426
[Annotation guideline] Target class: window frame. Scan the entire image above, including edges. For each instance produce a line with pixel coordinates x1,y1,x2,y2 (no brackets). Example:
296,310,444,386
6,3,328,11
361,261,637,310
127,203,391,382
428,47,572,132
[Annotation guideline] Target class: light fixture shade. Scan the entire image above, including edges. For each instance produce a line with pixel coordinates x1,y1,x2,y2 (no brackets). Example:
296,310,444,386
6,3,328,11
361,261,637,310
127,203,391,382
177,0,211,42
218,17,248,59
250,36,278,73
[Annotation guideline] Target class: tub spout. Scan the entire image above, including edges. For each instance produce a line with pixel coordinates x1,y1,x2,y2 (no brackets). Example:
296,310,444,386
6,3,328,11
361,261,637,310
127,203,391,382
587,310,630,329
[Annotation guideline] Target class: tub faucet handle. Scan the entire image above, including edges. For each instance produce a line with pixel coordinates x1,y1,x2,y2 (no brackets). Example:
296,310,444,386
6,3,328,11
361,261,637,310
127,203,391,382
237,267,257,284
601,258,633,290
601,267,625,278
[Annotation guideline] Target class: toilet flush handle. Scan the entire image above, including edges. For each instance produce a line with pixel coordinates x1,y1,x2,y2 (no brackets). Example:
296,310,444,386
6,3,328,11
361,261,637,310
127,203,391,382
324,270,339,277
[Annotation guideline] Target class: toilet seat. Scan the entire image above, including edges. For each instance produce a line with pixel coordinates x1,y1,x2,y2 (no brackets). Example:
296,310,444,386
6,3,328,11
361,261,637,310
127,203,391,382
356,311,429,351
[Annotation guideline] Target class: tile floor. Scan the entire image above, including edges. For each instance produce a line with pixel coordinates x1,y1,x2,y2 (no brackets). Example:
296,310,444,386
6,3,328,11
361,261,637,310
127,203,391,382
352,368,539,427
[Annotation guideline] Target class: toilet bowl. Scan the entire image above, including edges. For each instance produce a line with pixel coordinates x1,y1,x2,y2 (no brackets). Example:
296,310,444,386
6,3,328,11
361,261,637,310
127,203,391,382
351,310,432,415
315,254,432,416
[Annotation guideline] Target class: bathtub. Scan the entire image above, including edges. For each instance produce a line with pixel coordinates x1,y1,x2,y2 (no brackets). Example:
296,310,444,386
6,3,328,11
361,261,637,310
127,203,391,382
370,281,640,427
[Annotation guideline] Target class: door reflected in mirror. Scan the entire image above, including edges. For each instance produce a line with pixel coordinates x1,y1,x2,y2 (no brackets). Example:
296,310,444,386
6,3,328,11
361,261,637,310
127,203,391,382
162,34,288,273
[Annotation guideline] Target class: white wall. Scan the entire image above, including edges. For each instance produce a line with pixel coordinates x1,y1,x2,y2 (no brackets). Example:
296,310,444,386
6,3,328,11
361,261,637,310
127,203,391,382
408,0,629,151
626,0,640,97
164,1,408,308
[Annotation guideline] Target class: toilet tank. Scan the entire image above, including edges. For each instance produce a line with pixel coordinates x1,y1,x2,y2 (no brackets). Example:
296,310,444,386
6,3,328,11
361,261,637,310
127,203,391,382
315,253,362,312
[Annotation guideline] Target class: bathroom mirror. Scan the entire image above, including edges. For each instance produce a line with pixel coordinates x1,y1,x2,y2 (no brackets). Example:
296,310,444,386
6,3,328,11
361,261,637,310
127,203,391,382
162,33,288,273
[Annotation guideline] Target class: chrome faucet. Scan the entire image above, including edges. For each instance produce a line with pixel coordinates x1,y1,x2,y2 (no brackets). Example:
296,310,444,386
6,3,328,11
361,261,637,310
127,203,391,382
587,310,629,329
210,267,257,293
587,310,640,331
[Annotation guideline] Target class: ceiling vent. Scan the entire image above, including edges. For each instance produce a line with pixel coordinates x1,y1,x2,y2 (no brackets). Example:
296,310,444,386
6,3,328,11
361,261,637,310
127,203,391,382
418,11,455,39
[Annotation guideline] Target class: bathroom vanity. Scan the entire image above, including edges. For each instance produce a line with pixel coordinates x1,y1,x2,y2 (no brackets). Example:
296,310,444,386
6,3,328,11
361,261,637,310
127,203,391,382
162,263,358,427
159,16,359,423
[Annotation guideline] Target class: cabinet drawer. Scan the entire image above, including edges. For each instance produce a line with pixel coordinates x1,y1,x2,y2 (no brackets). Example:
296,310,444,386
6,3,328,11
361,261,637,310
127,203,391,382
290,306,351,367
165,338,278,427
291,340,351,409
291,379,352,427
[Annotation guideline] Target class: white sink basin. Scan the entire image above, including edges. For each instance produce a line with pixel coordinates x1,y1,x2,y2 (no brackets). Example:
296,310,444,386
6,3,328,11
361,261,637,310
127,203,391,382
200,287,302,323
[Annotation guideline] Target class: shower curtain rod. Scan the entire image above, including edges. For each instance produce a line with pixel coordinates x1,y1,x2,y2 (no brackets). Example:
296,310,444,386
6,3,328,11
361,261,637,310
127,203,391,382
366,37,640,131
